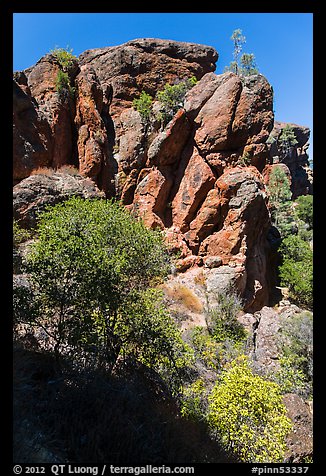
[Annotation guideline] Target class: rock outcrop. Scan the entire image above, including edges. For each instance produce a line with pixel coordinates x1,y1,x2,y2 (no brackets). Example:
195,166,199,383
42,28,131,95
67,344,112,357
265,121,313,198
13,171,104,228
283,393,313,462
13,38,313,310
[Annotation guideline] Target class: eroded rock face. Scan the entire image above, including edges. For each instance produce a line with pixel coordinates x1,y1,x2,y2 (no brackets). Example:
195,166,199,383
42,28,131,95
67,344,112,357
13,79,53,183
24,54,78,169
283,393,313,463
78,38,218,119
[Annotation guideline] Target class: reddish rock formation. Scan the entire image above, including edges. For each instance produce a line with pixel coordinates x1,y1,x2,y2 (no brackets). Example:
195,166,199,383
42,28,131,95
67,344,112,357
171,145,216,232
194,72,242,153
13,78,53,182
197,167,271,310
230,74,274,148
132,167,173,229
14,38,309,311
78,38,218,120
147,109,191,167
74,64,116,194
23,54,77,169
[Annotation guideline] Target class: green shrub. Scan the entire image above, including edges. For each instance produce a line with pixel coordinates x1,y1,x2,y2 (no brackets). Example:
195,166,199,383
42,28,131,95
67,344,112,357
190,326,220,370
295,195,313,231
55,69,69,92
279,124,298,157
180,378,207,421
132,90,153,123
14,197,192,381
157,76,197,125
275,311,313,397
279,235,313,308
51,46,77,72
13,220,30,248
240,53,258,76
271,355,308,396
266,165,296,237
51,46,77,99
206,288,246,342
237,152,251,166
207,356,292,462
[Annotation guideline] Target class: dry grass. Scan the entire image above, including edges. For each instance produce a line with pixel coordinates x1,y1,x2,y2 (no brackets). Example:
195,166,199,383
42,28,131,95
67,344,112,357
165,284,203,313
30,165,80,177
57,164,80,175
194,270,206,287
30,167,56,176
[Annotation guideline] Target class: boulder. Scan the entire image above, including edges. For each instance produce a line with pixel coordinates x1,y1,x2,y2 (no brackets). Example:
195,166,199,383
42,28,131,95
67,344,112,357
252,306,281,370
79,38,218,117
283,393,313,462
194,73,242,153
184,188,222,253
198,167,271,311
116,107,146,174
13,172,104,229
23,54,77,169
184,72,222,120
205,265,247,307
230,74,274,147
147,109,191,166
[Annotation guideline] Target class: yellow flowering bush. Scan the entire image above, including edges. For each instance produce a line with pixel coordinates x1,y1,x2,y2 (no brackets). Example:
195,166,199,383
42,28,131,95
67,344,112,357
207,356,292,462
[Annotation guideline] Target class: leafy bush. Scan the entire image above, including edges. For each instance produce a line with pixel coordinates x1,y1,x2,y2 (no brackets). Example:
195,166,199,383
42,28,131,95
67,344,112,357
14,197,192,381
55,69,75,99
295,194,313,231
13,220,31,273
190,326,220,371
51,46,77,72
132,91,153,123
13,220,30,248
267,165,293,235
51,46,77,99
279,235,313,308
274,311,313,397
157,76,197,125
271,355,308,396
206,288,246,342
190,324,246,372
180,378,207,421
279,124,298,157
207,356,292,462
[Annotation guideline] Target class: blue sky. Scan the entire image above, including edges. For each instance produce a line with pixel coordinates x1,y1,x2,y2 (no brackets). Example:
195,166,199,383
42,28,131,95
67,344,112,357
13,12,313,160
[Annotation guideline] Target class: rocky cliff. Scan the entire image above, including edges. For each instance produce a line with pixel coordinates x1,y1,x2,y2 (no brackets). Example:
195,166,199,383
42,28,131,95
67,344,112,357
264,121,312,198
13,38,312,312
